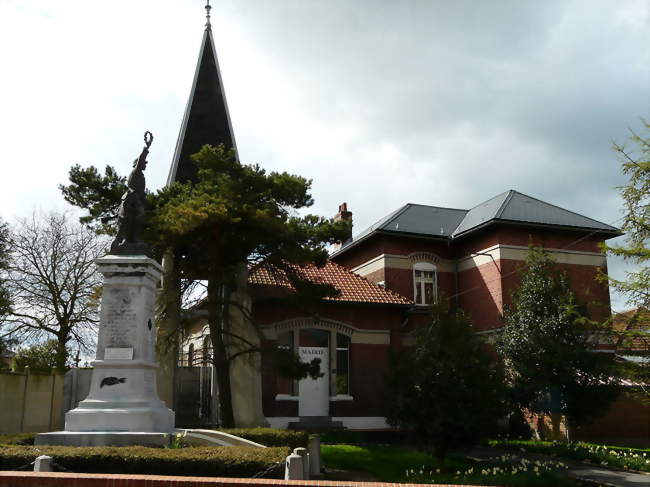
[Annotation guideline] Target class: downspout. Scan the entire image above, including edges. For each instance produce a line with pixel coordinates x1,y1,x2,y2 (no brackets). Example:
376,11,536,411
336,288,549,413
454,259,459,311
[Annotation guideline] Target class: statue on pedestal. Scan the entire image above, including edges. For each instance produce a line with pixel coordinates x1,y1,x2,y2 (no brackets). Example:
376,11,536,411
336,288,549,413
110,131,153,256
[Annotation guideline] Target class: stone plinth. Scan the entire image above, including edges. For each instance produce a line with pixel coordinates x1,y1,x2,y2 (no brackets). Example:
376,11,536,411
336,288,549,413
36,255,174,446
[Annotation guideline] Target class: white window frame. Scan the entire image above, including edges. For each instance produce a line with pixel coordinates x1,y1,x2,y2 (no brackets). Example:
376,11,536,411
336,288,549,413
413,262,437,306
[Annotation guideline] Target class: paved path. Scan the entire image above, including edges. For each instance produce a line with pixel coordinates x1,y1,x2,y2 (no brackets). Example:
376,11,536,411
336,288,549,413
462,447,650,487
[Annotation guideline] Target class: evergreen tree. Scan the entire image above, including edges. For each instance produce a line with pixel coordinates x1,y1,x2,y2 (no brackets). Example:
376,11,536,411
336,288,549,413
0,218,11,317
0,218,14,358
60,144,350,426
386,302,506,462
498,247,618,430
12,339,61,372
151,145,349,426
603,120,650,403
59,164,127,235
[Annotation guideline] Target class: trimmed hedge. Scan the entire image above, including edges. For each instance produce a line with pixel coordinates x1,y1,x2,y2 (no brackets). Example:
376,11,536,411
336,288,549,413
0,445,289,477
0,429,307,450
0,433,36,445
220,428,308,450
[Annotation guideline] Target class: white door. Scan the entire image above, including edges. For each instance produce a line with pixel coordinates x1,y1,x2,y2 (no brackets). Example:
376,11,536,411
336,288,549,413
298,347,329,416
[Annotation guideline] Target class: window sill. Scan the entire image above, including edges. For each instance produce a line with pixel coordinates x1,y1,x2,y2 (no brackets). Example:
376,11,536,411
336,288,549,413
329,394,354,401
275,394,298,401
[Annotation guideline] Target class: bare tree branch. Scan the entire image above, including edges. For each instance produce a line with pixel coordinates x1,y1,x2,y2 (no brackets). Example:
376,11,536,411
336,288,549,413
3,211,107,370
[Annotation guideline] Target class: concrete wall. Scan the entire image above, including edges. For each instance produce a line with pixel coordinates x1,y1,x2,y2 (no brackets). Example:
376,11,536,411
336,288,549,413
0,368,92,434
0,370,65,433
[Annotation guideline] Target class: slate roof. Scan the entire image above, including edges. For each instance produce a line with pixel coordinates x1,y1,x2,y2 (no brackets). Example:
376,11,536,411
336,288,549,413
249,261,412,305
167,21,238,185
332,190,620,257
452,190,620,237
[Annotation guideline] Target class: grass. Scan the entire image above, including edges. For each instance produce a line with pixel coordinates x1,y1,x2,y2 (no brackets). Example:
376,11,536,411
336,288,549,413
490,439,650,473
322,444,580,486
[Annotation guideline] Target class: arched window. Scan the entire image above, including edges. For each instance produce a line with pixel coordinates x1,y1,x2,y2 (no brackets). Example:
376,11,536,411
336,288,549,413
188,343,195,368
413,262,436,305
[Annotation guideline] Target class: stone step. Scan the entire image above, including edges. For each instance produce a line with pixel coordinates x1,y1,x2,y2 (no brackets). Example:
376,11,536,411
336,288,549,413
288,416,344,431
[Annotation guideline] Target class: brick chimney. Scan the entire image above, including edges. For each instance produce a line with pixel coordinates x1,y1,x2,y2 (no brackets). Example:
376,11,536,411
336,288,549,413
332,202,353,252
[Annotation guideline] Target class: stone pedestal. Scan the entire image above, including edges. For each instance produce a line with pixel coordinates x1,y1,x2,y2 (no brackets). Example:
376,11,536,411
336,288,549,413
36,255,174,446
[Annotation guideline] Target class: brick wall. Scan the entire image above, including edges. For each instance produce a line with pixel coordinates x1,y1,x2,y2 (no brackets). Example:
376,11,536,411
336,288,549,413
0,472,483,487
256,302,403,419
572,392,650,441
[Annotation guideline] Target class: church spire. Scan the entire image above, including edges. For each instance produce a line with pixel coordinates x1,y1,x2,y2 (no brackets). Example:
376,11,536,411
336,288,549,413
166,1,238,185
205,0,212,29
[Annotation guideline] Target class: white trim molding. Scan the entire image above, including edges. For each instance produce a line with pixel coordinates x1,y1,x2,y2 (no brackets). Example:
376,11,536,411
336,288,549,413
458,244,606,272
350,246,606,277
274,394,299,401
329,394,354,401
351,253,455,275
260,317,390,345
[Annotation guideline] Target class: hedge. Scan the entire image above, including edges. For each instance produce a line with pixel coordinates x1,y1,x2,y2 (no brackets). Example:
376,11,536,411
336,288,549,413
0,445,289,477
0,433,36,445
220,428,308,450
0,429,308,450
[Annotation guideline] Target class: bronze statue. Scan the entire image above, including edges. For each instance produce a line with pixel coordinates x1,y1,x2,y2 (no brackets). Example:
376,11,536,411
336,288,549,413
110,131,153,256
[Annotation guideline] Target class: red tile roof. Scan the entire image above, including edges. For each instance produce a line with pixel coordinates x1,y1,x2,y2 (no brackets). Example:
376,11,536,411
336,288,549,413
249,261,412,305
613,308,649,353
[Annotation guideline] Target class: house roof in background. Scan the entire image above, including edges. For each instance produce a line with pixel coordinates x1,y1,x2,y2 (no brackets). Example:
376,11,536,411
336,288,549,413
452,190,621,237
332,190,620,257
249,261,412,305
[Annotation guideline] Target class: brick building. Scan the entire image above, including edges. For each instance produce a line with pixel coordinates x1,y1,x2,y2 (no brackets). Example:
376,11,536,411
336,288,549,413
169,10,627,433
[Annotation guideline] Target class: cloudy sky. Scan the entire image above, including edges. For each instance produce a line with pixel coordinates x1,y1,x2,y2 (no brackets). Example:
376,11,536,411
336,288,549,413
0,0,648,310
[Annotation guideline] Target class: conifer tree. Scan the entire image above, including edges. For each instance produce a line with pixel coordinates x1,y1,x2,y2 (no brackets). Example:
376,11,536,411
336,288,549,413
61,144,350,426
498,248,618,431
604,120,650,402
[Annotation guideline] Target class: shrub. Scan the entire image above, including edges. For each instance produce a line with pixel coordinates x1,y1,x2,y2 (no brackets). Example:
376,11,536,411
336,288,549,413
0,433,36,445
0,445,289,477
221,428,308,450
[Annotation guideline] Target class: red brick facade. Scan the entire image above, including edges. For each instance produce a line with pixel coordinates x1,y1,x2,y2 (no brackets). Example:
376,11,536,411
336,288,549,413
246,196,639,437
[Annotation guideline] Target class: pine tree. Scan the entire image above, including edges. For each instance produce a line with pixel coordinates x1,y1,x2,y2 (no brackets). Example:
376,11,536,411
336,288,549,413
151,145,349,426
604,120,650,403
61,144,350,426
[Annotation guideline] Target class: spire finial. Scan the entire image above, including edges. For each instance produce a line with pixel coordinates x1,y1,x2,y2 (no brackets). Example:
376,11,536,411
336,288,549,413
205,0,212,29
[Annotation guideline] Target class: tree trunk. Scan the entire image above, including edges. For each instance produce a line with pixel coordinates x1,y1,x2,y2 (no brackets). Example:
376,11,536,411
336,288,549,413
156,247,180,409
55,336,68,373
207,276,235,427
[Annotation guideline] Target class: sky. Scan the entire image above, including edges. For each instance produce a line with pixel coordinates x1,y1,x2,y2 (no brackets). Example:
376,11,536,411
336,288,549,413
0,0,648,311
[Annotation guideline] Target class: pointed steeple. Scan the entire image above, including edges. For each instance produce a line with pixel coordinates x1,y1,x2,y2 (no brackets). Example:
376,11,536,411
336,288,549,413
167,2,238,185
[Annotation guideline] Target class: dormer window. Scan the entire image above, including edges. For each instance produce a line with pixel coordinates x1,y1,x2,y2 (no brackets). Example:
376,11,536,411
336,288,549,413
413,262,436,305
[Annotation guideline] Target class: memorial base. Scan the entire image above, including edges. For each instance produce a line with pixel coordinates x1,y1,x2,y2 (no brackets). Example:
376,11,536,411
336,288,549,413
37,255,175,446
35,431,172,448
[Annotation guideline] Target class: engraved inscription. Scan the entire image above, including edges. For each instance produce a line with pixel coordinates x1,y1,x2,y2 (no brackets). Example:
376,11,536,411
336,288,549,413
102,288,137,348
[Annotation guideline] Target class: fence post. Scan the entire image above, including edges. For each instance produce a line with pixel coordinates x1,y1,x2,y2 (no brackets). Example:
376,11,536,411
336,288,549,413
34,455,53,472
293,447,309,480
19,366,30,433
284,452,303,480
48,368,57,430
309,434,321,477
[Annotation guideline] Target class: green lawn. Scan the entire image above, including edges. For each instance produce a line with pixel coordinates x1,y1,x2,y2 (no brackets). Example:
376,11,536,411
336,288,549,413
322,444,579,486
490,440,650,473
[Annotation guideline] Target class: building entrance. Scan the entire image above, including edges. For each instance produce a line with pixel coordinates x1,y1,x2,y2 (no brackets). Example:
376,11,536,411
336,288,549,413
298,346,329,416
